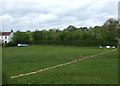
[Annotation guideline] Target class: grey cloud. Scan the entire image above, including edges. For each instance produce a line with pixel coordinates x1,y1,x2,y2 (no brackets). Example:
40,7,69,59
0,0,118,32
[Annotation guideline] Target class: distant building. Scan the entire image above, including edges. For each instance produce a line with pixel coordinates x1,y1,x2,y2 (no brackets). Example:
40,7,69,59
0,30,13,44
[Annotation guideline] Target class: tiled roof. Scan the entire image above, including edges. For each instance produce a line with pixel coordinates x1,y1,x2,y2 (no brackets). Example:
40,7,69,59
0,32,12,36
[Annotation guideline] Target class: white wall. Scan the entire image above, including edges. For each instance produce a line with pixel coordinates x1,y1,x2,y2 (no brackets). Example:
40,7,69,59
0,33,13,43
9,33,13,42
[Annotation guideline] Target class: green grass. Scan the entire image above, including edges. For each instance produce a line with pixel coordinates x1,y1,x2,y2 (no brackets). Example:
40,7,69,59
2,45,118,84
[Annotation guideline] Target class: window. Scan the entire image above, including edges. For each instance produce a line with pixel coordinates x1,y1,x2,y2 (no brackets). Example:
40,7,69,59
5,36,7,39
5,41,7,43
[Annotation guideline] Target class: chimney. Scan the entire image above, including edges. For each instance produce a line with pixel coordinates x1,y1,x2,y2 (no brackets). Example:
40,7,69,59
11,29,13,32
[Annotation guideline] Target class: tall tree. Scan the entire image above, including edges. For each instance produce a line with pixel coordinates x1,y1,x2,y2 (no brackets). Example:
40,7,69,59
12,31,30,45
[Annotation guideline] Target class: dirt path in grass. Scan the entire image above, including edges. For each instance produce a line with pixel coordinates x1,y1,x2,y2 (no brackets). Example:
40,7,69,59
11,49,117,79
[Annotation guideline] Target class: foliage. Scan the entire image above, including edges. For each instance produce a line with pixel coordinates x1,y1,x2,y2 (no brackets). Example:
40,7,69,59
11,31,30,45
8,18,118,46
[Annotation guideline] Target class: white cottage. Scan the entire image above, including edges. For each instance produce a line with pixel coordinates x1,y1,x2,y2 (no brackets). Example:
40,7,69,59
0,30,13,44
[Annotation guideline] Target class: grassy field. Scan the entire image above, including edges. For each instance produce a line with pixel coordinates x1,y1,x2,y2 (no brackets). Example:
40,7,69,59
2,45,118,84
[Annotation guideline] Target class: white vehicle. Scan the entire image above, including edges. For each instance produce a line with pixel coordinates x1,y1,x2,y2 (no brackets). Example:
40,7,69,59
106,46,110,48
99,46,102,48
112,46,115,48
18,44,28,47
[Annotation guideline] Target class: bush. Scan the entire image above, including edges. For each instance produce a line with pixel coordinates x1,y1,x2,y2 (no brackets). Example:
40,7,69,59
6,42,16,46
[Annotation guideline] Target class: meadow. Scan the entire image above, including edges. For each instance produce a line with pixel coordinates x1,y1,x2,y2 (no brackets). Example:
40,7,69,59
2,45,118,84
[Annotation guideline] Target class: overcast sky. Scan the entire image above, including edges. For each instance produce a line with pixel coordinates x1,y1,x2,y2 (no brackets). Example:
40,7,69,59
0,0,119,32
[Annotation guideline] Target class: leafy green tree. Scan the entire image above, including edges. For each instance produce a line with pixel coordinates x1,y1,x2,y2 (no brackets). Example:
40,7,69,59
79,32,89,40
66,25,78,32
79,27,88,31
47,31,58,41
58,31,72,42
8,18,118,46
12,31,30,45
32,30,43,43
73,31,80,40
101,18,118,42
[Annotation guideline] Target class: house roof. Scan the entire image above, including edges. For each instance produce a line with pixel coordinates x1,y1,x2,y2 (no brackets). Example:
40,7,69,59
0,32,12,36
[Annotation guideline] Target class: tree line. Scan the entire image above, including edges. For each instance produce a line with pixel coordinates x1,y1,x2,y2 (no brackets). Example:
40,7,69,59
8,18,119,46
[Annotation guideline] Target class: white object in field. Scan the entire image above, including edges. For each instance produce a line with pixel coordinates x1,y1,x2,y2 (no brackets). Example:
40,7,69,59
18,44,28,47
112,46,115,48
106,46,110,48
100,46,102,48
